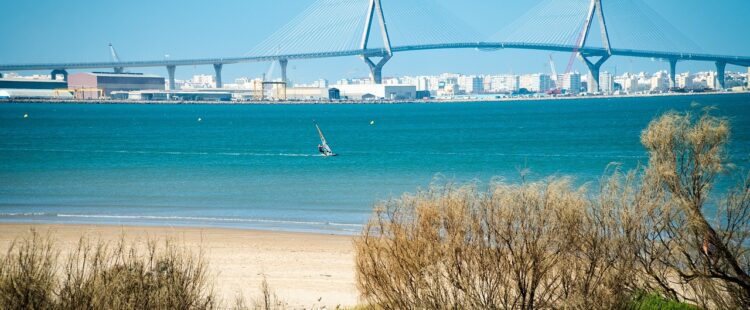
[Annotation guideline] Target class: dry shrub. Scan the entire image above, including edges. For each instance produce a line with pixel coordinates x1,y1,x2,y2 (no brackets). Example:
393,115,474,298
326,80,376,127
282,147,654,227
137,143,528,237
355,178,632,309
57,237,216,310
0,232,216,310
356,110,750,309
233,276,287,310
631,111,750,308
0,230,57,310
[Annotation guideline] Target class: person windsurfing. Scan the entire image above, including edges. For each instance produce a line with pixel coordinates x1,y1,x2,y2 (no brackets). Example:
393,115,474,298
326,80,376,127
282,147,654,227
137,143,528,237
314,121,337,157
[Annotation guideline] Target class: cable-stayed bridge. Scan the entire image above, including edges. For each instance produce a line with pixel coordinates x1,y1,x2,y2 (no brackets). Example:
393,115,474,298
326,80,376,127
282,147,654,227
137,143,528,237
1,0,748,92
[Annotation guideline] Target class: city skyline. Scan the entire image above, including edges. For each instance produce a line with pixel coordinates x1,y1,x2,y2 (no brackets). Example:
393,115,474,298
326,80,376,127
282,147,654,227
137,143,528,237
1,0,749,82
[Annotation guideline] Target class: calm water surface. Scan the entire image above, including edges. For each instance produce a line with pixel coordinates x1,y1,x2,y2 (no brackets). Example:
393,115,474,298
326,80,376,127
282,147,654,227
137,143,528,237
1,95,749,234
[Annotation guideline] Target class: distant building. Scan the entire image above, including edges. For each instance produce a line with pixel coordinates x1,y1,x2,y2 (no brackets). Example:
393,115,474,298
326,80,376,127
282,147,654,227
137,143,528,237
415,90,431,99
0,78,67,90
111,90,231,101
706,72,719,90
0,89,73,100
286,87,330,100
437,84,460,97
621,74,639,93
650,71,669,92
519,74,552,93
488,75,519,93
415,76,431,91
458,76,484,94
336,84,416,100
328,88,341,100
68,72,165,98
599,72,614,94
559,72,581,94
676,73,694,89
0,77,70,99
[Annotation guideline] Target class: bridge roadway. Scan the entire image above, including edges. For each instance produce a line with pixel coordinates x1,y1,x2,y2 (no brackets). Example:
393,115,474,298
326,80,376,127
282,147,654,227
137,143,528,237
2,42,749,71
1,42,748,89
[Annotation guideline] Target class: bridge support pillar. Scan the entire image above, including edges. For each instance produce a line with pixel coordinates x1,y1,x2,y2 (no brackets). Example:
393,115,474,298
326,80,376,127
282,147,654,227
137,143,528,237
363,55,390,84
51,69,68,81
715,61,726,90
114,67,125,74
668,59,678,90
167,65,176,91
0,72,3,79
213,64,223,88
579,55,609,93
279,59,288,85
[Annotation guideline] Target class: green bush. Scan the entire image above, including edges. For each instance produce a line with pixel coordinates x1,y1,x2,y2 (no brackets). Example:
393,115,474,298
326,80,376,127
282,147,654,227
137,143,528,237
630,292,699,310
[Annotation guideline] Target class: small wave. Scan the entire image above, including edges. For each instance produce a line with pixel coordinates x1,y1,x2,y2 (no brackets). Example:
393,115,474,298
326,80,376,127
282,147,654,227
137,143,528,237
55,214,362,228
0,148,317,158
348,150,647,159
0,212,50,217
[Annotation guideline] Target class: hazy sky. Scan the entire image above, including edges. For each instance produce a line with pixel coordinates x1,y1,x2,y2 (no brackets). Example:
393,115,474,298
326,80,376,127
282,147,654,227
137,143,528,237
1,0,748,83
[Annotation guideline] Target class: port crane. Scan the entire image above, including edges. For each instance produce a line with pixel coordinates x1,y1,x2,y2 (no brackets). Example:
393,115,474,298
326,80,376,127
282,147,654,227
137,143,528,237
109,43,125,73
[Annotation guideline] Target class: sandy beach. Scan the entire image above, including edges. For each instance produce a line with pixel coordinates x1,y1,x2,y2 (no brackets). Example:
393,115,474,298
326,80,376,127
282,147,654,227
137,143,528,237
0,223,358,308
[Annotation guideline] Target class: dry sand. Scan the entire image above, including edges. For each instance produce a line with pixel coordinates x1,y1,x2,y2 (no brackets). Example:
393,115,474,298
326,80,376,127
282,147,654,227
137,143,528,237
0,223,359,308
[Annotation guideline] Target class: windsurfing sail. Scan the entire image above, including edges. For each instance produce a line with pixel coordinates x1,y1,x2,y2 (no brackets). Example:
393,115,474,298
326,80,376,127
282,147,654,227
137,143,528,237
314,122,336,157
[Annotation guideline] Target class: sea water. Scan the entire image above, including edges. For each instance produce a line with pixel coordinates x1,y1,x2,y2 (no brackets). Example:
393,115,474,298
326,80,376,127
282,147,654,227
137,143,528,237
1,94,749,234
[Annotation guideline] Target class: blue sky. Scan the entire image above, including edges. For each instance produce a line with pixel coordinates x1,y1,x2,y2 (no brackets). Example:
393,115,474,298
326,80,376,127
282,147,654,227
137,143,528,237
1,0,748,83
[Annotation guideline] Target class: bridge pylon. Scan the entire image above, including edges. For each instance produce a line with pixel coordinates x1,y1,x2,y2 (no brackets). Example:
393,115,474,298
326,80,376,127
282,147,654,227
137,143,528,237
167,65,176,91
360,0,392,84
213,64,223,88
668,59,678,89
715,61,726,90
279,59,289,85
579,54,609,94
576,0,612,93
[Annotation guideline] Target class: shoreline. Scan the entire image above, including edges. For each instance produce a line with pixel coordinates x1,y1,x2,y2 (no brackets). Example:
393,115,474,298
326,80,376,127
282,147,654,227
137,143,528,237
0,222,359,308
1,90,747,105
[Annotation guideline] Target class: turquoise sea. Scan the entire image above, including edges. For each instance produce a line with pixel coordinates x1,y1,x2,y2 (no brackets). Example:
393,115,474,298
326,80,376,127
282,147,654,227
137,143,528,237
1,95,749,234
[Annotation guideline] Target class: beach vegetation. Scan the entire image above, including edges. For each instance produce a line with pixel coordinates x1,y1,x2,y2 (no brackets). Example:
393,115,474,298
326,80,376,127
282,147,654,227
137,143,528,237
354,111,750,309
233,276,287,310
629,291,699,310
0,230,57,310
0,232,216,310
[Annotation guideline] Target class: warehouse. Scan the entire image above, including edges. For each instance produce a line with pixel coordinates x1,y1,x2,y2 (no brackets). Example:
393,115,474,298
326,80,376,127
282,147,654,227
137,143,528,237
0,78,67,90
68,72,165,98
335,84,416,100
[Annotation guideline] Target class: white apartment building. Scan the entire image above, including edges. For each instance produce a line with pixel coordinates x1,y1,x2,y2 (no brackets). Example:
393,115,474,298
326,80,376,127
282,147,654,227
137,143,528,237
560,72,581,94
519,74,552,93
458,76,484,94
487,75,519,93
621,74,640,93
675,73,694,89
650,71,670,92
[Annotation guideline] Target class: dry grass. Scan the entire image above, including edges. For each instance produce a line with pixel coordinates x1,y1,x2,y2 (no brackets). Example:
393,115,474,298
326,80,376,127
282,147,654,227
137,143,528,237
0,231,216,310
233,276,287,310
0,230,57,309
355,110,750,309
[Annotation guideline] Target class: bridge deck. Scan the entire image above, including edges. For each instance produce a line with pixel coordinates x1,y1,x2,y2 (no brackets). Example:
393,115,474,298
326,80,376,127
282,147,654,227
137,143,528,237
1,42,748,72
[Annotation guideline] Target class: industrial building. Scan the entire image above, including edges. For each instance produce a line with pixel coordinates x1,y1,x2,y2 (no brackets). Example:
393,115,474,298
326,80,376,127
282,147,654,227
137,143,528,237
68,72,165,98
110,90,231,101
0,78,67,90
0,89,73,100
286,87,330,100
0,78,71,99
335,84,416,100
